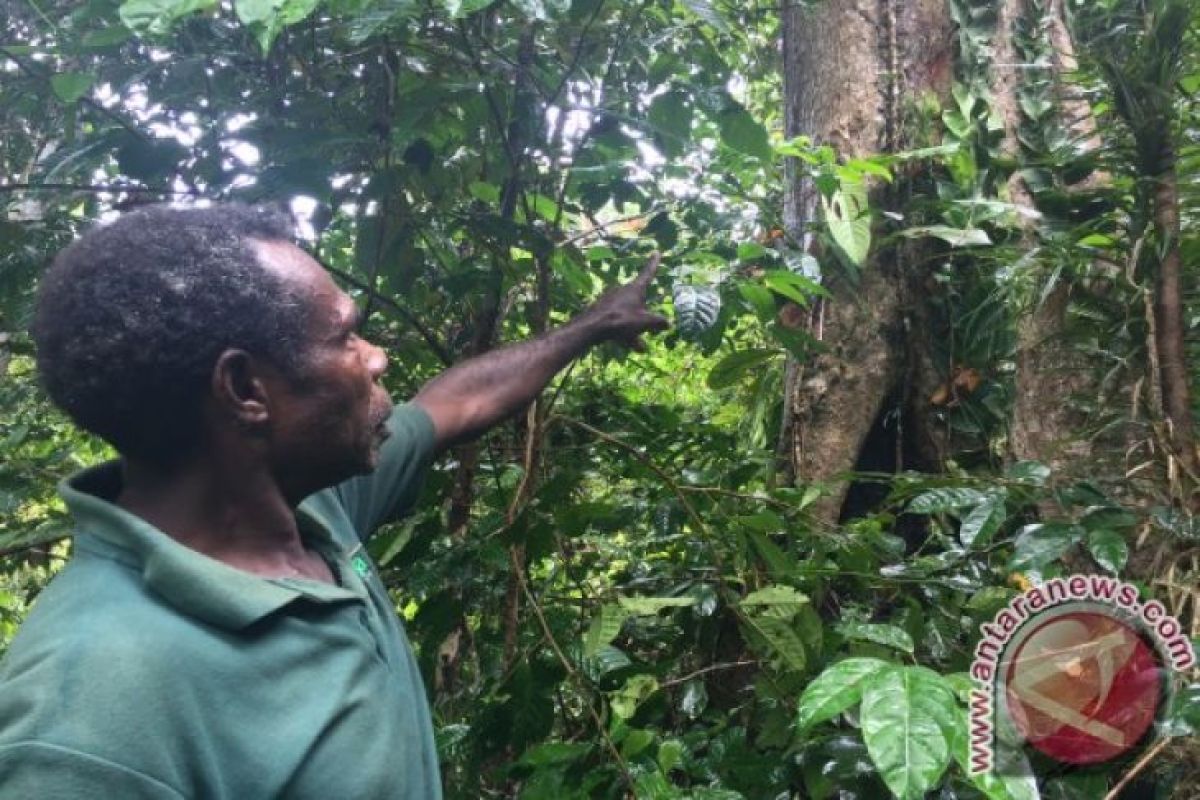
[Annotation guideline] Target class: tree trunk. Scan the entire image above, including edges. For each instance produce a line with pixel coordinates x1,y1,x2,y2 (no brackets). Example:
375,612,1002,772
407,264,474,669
1006,0,1108,493
780,0,954,522
1152,162,1200,497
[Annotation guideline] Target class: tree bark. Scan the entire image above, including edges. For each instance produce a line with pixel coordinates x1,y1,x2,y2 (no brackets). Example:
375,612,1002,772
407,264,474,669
780,0,953,522
1005,0,1112,495
1151,162,1200,496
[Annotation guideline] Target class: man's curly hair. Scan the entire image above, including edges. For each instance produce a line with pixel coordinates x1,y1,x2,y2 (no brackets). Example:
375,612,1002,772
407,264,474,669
33,204,312,466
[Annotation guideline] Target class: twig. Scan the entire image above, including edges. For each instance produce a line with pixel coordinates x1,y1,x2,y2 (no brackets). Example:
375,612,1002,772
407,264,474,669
553,415,711,540
0,183,202,196
556,208,664,248
0,534,70,559
2,48,154,146
314,257,454,366
659,660,757,689
514,560,636,792
1102,737,1171,800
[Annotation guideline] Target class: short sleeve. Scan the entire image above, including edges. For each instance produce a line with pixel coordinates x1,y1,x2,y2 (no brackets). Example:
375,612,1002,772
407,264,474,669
0,742,185,800
332,403,437,541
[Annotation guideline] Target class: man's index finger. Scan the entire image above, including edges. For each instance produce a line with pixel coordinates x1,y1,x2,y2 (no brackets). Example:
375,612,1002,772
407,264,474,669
635,251,662,287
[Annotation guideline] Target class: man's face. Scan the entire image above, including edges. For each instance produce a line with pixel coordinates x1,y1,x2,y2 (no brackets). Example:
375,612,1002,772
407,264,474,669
251,240,394,490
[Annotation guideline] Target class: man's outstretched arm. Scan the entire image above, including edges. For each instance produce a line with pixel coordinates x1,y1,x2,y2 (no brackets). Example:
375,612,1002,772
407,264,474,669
413,254,667,451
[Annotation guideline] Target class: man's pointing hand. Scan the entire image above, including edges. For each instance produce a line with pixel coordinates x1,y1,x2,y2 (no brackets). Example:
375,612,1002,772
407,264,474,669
586,252,670,352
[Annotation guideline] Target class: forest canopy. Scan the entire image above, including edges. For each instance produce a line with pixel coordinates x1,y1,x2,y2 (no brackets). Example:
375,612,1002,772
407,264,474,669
1,0,1198,797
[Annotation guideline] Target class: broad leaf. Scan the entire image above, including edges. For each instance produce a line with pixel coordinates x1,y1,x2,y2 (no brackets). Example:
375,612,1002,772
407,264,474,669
821,178,871,267
708,349,778,391
960,499,1006,547
796,657,889,733
119,0,217,35
860,667,955,799
1084,528,1128,574
50,73,95,104
741,585,809,611
1006,461,1050,486
907,487,988,514
717,108,771,161
610,674,658,720
1010,523,1083,571
947,708,1040,800
618,595,693,615
743,614,808,673
837,622,914,654
900,225,992,247
584,603,629,658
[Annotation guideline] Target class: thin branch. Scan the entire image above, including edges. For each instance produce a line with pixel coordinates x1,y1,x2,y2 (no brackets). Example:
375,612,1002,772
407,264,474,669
552,417,710,542
514,560,635,792
2,48,153,146
314,257,454,366
0,182,203,196
1102,737,1171,800
556,208,664,248
0,534,69,560
659,659,757,689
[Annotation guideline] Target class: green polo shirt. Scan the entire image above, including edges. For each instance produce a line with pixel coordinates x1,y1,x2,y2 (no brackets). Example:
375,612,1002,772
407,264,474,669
0,404,441,799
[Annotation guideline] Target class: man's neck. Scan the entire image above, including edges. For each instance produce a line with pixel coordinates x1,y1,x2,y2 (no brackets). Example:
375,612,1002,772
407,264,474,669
116,458,334,583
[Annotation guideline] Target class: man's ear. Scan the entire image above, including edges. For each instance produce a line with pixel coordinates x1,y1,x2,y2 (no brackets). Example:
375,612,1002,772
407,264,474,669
211,349,271,428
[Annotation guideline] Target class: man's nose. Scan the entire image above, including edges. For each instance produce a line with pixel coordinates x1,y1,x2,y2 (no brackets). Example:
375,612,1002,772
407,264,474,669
364,340,388,379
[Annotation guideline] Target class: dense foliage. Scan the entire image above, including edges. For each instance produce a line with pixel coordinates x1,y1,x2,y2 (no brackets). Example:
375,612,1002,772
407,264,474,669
1,0,1198,798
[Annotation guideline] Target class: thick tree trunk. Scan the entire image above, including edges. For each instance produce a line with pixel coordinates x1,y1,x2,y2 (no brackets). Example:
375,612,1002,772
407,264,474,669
1007,0,1107,490
780,0,953,522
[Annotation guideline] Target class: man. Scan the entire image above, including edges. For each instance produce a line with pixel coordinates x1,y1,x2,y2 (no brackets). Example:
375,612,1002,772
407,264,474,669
0,204,667,798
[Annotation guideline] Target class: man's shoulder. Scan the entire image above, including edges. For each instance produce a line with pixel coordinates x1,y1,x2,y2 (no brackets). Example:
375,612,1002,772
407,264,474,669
1,555,226,709
0,555,236,772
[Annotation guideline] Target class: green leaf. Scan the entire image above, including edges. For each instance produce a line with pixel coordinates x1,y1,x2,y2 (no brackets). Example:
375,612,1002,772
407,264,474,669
648,90,692,155
741,585,809,611
1084,528,1128,574
1010,523,1084,571
821,178,871,267
747,531,800,581
736,241,770,261
518,741,590,766
346,0,419,43
960,499,1006,547
743,614,808,673
119,0,217,35
1162,682,1200,737
610,674,658,719
707,349,778,390
717,108,771,161
738,282,776,322
860,667,955,800
947,708,1040,800
681,0,729,32
442,0,492,16
1006,461,1050,485
907,488,988,514
764,270,826,304
50,73,95,104
796,657,889,733
234,0,275,23
837,622,914,654
657,738,685,773
584,603,629,658
618,595,693,615
511,0,547,19
899,225,991,247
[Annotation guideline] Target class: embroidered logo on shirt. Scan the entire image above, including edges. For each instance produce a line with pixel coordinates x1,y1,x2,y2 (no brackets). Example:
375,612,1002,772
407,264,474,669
351,554,372,578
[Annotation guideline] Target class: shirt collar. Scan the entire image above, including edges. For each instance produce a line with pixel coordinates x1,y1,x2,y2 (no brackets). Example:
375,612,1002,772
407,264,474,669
61,461,361,631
